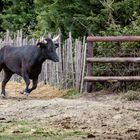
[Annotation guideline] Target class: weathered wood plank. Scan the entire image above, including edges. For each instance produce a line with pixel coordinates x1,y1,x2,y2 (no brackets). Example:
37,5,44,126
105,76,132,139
87,36,140,42
87,57,140,63
84,76,140,81
80,40,87,93
86,41,94,92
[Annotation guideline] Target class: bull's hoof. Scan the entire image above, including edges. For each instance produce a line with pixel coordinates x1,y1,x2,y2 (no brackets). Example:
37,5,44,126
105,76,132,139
23,92,29,96
1,94,6,99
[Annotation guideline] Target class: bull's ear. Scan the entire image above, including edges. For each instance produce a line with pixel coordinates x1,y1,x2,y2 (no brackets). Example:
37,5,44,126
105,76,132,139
55,43,59,48
36,42,45,48
38,37,48,44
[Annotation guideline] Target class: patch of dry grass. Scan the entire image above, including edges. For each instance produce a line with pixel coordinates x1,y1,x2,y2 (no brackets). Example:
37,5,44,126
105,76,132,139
0,82,67,99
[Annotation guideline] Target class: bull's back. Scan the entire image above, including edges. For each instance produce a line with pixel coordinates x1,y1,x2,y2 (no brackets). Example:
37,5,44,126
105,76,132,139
2,46,23,74
0,46,5,64
2,45,41,76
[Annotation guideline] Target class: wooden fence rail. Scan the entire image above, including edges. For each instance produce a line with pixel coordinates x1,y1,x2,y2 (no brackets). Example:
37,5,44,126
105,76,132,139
87,36,140,42
84,76,140,81
85,36,140,92
87,57,140,63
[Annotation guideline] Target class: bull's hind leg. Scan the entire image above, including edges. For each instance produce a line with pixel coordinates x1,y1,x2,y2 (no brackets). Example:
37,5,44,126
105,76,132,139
1,69,12,97
0,63,4,73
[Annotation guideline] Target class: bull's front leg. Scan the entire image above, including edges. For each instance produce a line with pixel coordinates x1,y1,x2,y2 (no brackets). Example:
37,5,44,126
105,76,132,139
22,71,30,96
28,78,38,93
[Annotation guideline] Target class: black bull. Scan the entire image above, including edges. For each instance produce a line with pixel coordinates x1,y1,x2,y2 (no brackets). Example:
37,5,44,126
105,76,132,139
0,38,59,97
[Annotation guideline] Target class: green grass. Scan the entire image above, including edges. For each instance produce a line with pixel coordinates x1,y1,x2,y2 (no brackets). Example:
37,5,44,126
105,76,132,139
0,134,70,140
0,135,48,140
16,120,29,126
63,89,80,99
0,131,87,140
0,121,87,140
122,90,140,101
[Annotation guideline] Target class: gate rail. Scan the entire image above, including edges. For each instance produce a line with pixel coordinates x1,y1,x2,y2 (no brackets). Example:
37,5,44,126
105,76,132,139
84,36,140,92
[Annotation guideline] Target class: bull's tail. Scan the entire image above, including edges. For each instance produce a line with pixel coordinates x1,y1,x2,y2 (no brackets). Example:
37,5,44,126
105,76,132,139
0,47,4,72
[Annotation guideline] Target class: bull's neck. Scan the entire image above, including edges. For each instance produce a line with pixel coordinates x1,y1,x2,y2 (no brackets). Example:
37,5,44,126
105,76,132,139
37,48,47,63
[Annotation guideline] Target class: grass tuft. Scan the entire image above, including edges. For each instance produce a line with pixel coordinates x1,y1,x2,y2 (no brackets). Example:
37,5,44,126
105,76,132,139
122,90,140,101
63,89,81,99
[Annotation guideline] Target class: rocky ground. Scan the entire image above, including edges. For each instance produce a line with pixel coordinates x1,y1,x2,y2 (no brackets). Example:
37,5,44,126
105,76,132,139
0,82,140,140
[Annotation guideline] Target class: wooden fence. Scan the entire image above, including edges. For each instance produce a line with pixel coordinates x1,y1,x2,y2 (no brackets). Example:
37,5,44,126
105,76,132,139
84,36,140,92
0,30,87,91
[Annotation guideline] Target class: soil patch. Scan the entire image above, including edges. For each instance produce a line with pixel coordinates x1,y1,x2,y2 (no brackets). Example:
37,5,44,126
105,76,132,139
0,82,140,139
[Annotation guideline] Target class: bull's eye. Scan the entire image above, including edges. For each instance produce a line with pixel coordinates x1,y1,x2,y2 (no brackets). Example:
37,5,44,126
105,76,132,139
55,43,59,48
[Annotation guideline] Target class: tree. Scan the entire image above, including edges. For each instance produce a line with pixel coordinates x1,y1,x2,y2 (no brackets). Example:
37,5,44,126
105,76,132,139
1,0,140,37
0,0,36,35
34,0,107,37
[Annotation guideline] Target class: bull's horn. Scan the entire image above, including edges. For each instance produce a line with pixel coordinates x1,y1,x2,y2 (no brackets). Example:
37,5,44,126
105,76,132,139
44,39,47,43
52,35,60,42
40,37,44,42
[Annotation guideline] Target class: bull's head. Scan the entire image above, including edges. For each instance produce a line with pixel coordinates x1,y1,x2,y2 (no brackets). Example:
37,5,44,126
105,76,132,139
37,35,60,62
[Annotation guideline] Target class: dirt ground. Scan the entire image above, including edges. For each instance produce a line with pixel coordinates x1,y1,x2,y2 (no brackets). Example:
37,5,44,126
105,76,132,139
0,82,140,140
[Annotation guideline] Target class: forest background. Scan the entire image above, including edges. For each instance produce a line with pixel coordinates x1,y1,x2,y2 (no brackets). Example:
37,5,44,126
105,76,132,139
1,0,140,90
1,0,140,37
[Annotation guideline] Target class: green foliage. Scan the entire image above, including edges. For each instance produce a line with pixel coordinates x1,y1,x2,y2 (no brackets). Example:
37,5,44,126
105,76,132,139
63,89,80,99
0,0,36,35
94,82,104,91
1,0,140,37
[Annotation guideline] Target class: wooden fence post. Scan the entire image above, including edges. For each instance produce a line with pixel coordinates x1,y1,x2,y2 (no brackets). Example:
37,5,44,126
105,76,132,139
86,41,94,92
